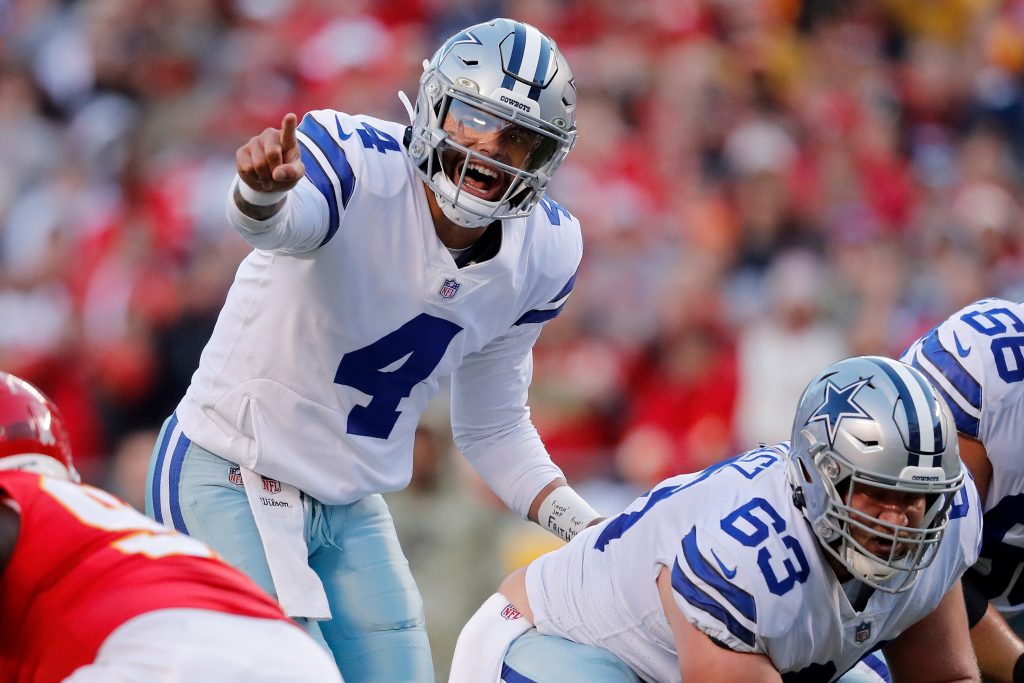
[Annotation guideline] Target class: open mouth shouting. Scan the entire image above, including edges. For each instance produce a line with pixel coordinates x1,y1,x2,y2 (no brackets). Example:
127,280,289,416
452,157,508,202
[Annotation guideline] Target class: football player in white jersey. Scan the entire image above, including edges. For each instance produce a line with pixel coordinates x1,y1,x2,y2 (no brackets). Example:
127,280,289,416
144,18,603,682
449,356,983,683
902,298,1024,683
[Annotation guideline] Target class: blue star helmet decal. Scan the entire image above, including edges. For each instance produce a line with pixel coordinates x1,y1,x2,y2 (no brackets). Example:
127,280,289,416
806,378,872,447
436,29,483,65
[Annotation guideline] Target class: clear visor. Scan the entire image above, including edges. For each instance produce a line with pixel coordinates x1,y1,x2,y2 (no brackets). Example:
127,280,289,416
442,98,558,172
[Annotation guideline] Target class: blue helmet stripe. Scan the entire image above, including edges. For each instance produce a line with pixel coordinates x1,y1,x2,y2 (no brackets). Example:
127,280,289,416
903,362,945,452
501,23,528,90
682,528,756,621
868,358,922,463
528,36,552,101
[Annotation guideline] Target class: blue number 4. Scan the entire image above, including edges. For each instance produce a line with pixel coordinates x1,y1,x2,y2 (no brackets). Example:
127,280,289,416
335,314,462,439
357,123,401,154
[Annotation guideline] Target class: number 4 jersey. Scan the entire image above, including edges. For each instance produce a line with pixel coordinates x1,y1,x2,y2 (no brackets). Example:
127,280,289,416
901,297,1024,615
0,471,287,682
524,445,981,683
174,110,582,506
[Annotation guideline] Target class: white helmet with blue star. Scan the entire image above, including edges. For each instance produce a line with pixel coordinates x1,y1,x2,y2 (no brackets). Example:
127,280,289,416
788,356,964,593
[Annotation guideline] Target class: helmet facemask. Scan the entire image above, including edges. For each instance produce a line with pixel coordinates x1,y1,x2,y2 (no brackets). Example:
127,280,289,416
796,441,961,594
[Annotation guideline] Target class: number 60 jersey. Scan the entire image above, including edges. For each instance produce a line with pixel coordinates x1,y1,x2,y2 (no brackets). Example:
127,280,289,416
525,445,981,683
175,110,581,506
901,297,1024,616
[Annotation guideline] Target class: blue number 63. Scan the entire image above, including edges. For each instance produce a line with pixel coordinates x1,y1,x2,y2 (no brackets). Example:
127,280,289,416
721,498,810,596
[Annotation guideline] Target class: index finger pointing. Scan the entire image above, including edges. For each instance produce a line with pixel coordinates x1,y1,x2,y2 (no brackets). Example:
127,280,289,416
280,113,299,151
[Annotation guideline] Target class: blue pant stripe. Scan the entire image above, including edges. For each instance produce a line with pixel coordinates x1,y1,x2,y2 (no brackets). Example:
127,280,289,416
151,412,178,524
167,429,192,533
501,663,539,683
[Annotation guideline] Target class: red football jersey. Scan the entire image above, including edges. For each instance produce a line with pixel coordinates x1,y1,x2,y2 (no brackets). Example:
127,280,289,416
0,471,289,683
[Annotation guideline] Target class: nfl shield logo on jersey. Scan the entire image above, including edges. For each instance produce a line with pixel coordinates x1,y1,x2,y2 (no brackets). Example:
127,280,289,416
227,466,243,487
855,621,872,643
439,278,461,300
261,476,282,494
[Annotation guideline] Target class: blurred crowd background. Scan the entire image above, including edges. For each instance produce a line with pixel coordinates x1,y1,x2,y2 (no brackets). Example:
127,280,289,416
3,0,1024,675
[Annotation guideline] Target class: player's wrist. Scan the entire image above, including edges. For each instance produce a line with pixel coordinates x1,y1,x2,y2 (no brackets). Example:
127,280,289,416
537,486,601,543
237,178,288,206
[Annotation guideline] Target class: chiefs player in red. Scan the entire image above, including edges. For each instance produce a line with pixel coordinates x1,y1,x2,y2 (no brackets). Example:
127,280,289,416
0,372,343,682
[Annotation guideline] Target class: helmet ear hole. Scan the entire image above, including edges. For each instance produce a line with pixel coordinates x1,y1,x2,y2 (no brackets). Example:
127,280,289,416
798,458,813,485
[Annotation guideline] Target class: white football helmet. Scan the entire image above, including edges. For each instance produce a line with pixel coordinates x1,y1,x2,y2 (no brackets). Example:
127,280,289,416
787,356,964,593
408,18,578,228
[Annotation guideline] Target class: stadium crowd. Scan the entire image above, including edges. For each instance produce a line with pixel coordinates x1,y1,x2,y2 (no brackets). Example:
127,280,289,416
2,0,1024,675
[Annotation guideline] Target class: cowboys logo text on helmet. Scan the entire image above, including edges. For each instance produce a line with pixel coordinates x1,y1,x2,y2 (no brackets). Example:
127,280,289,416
408,18,578,228
787,356,963,593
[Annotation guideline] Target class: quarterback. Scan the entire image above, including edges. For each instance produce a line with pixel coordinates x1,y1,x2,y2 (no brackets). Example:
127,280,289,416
451,356,982,683
903,297,1024,682
0,372,341,683
145,18,600,682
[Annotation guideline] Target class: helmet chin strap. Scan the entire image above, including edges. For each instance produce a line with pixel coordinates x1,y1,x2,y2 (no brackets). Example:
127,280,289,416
397,90,416,125
845,544,898,583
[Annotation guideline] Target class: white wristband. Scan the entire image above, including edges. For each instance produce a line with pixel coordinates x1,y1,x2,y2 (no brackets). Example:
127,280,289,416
237,178,288,206
537,486,602,543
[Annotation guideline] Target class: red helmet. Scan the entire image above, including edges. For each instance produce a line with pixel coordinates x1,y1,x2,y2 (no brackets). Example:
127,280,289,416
0,372,77,481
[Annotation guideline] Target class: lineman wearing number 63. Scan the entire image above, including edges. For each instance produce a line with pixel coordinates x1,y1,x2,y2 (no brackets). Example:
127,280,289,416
450,356,982,683
144,17,601,683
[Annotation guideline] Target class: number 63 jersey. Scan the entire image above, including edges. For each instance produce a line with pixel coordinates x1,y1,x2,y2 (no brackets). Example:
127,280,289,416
525,445,981,683
175,110,582,505
901,297,1024,616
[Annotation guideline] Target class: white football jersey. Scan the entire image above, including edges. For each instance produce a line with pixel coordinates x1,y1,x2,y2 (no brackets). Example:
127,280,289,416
901,297,1024,615
525,444,981,683
175,111,582,505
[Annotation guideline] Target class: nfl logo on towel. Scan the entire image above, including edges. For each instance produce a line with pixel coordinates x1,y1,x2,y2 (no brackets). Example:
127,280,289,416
855,621,871,643
501,604,522,620
439,278,461,300
262,477,282,494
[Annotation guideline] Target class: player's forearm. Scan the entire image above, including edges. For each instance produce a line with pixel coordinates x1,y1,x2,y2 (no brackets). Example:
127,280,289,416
970,604,1024,683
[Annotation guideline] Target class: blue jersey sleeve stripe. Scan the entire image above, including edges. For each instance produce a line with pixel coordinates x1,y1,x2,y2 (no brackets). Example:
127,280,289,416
682,528,756,621
909,356,981,438
513,302,566,326
297,140,340,243
920,329,982,411
549,267,578,303
672,559,756,647
298,114,356,208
